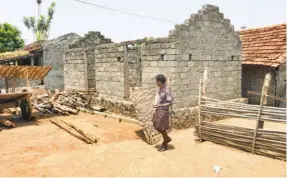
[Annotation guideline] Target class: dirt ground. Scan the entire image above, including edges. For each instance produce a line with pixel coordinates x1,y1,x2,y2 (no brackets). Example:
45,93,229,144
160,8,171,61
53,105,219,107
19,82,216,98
0,114,286,177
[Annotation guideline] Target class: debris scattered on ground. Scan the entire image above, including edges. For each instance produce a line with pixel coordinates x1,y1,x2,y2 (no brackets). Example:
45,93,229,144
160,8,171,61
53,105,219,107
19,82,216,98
0,119,17,128
214,165,222,174
32,91,105,116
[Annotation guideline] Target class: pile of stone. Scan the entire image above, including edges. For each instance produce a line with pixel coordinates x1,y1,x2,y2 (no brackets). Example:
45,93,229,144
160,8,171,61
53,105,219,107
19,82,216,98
32,91,105,116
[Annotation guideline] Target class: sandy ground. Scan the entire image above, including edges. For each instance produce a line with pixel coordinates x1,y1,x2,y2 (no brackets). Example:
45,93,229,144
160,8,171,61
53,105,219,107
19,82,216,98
0,114,286,177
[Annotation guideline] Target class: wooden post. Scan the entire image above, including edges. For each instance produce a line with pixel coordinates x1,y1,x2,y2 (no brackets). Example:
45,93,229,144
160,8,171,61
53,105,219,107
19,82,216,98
198,79,203,142
123,45,129,99
4,77,9,93
83,50,88,91
31,56,35,66
252,73,271,154
12,78,16,93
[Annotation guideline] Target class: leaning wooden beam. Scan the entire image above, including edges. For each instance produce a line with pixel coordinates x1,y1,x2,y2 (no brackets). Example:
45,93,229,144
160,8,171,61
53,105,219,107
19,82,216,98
50,120,93,144
252,73,272,154
61,120,97,143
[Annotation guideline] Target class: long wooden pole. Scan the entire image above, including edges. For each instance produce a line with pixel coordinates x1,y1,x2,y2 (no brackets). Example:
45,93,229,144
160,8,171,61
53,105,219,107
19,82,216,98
198,79,203,142
252,73,271,154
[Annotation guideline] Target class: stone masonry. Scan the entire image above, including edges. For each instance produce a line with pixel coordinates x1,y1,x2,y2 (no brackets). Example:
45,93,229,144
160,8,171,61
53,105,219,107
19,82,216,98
95,44,125,100
63,4,243,128
64,48,86,90
140,4,241,109
64,32,112,90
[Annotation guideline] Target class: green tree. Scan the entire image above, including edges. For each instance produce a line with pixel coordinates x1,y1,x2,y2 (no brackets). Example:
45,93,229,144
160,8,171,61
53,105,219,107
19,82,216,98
0,23,25,53
23,1,56,41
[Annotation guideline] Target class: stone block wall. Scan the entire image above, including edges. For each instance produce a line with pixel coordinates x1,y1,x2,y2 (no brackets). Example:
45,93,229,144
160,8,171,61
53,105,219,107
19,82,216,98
95,43,125,100
140,4,241,109
43,33,80,90
86,48,96,89
276,62,286,107
69,31,112,49
64,48,86,90
127,46,142,87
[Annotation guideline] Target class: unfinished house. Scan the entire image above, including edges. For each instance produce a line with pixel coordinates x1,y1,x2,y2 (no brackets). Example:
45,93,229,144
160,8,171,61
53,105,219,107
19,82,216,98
63,31,112,91
63,4,242,126
240,24,286,107
0,33,80,90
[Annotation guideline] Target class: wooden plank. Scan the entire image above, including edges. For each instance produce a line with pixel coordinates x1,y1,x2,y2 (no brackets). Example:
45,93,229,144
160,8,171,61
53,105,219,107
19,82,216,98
252,73,272,154
123,45,129,99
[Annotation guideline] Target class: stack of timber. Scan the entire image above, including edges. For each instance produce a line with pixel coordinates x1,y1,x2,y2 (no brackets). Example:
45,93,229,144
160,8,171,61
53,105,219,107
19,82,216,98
194,122,286,161
32,91,105,116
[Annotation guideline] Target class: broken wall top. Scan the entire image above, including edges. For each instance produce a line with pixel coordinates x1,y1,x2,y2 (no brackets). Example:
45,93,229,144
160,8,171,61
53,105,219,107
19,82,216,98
68,31,112,49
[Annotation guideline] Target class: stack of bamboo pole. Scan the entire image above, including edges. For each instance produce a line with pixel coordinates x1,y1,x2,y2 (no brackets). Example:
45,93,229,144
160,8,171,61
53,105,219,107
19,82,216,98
194,122,286,160
201,97,286,123
195,71,286,161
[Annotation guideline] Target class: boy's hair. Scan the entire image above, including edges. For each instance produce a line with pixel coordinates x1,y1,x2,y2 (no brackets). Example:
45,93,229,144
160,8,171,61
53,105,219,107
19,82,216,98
155,74,166,84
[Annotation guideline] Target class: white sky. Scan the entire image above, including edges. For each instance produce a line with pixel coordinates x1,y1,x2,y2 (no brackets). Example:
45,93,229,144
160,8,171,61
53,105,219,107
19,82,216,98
0,0,286,44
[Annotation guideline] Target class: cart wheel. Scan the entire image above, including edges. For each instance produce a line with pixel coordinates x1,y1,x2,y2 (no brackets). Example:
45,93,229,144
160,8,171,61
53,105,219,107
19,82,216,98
20,99,31,120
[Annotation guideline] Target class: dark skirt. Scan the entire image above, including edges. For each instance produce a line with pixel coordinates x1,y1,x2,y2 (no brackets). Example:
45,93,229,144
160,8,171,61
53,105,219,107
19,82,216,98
152,109,170,131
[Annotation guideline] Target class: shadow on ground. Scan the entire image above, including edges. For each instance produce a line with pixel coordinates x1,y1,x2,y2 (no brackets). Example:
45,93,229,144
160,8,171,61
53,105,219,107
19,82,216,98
154,144,175,151
135,129,147,143
0,111,64,131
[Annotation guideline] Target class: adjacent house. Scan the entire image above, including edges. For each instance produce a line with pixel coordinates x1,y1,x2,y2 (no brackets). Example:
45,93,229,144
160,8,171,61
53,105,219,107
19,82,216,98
0,33,80,90
240,23,286,107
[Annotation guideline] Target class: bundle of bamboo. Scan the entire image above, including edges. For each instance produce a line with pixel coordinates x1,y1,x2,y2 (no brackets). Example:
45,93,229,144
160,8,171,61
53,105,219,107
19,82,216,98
201,97,286,123
194,122,286,161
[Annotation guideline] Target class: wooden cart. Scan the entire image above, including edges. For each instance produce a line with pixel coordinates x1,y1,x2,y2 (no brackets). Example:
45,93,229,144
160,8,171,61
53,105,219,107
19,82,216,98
0,92,32,120
0,65,52,120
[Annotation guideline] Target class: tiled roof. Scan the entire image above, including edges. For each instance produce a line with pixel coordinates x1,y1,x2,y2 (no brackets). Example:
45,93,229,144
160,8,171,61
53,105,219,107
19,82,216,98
23,40,45,52
0,51,30,63
240,23,286,67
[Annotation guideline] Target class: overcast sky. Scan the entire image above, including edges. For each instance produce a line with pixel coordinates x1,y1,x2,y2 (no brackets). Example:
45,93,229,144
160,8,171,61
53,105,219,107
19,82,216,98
0,0,286,44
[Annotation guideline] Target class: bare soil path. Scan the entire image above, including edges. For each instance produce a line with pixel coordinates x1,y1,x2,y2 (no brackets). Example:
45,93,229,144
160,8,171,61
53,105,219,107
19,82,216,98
0,114,285,177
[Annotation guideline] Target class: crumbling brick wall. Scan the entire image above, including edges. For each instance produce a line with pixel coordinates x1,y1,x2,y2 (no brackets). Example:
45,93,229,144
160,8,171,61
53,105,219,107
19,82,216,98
68,31,112,49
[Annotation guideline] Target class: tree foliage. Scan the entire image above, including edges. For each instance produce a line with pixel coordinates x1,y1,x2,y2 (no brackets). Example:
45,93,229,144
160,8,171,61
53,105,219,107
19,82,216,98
23,2,56,41
0,23,25,53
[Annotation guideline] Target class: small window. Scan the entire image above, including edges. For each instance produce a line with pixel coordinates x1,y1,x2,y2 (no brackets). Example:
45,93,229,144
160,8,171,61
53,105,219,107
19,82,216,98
189,54,192,61
160,54,164,61
231,55,235,60
117,57,121,62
